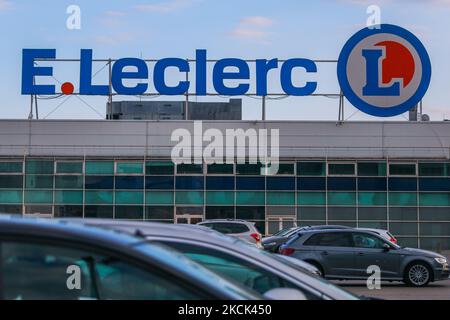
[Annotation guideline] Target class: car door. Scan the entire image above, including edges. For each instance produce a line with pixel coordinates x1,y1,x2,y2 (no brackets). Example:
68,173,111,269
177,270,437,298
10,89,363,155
304,232,357,278
351,232,401,279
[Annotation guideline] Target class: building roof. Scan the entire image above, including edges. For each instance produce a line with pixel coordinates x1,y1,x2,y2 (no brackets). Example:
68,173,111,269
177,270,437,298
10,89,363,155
0,119,449,159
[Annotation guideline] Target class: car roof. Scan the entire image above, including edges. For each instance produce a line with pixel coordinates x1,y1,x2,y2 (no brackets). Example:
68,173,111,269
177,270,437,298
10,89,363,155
199,219,254,225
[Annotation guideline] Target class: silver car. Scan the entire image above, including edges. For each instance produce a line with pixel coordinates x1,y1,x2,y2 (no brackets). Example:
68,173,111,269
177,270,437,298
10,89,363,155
280,229,449,287
197,219,263,248
67,219,358,300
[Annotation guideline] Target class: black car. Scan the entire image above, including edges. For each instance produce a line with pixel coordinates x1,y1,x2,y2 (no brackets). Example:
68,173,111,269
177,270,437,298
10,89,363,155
0,216,260,300
263,225,351,253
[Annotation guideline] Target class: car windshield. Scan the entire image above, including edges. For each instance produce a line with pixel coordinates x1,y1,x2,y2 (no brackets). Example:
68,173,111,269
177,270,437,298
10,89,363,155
272,227,297,237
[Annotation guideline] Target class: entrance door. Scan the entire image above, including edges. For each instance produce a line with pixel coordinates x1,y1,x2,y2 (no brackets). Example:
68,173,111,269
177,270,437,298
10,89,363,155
175,214,203,225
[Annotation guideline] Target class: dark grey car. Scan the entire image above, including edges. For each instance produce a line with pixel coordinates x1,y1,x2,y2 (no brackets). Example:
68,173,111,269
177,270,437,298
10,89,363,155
279,229,449,287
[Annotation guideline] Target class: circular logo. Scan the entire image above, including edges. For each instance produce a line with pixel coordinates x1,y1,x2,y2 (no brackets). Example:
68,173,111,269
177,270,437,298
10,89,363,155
337,24,431,117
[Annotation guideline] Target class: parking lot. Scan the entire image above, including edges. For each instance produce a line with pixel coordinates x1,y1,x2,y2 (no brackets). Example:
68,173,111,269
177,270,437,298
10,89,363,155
334,278,450,300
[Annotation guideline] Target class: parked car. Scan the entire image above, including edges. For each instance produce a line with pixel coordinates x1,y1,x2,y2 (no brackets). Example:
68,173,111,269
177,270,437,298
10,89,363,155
197,219,263,248
69,219,359,300
263,225,351,253
357,228,398,244
0,215,262,300
279,229,449,287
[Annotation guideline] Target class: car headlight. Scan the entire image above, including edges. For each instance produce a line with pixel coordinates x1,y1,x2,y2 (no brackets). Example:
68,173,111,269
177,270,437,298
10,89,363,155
434,257,447,264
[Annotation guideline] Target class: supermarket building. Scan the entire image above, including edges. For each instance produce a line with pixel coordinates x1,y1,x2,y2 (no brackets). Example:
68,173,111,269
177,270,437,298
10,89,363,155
0,119,449,250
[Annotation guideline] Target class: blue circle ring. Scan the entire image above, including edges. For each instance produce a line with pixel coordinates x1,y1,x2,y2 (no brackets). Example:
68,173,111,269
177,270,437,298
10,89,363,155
337,24,432,117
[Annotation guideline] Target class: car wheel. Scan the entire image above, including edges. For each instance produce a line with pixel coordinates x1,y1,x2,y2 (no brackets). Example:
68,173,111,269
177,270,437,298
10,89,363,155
404,262,431,287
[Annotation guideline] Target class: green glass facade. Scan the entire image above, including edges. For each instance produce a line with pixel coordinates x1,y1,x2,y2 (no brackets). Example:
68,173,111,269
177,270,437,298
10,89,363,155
1,158,450,250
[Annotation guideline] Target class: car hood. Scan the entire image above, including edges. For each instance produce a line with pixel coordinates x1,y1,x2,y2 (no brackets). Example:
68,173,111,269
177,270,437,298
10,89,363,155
397,247,446,259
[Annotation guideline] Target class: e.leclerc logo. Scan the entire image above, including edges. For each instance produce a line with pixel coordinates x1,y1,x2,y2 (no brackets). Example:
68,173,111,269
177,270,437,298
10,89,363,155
337,24,432,117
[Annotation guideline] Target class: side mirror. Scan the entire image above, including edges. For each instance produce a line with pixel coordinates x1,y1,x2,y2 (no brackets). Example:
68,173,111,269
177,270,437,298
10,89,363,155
263,288,307,300
382,243,391,251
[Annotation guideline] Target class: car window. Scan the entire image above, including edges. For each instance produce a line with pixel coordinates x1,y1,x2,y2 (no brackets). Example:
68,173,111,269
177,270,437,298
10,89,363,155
202,223,250,234
0,241,203,300
352,233,386,249
159,241,319,299
304,232,353,247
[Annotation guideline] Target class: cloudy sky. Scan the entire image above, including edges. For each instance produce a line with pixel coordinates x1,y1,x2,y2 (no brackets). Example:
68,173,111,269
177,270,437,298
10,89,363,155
0,0,449,121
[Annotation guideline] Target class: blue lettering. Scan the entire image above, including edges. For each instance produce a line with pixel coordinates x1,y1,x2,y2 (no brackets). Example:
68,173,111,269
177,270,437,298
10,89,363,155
112,58,148,95
362,49,400,96
280,58,317,96
79,49,109,95
213,58,250,95
21,49,56,95
154,58,190,95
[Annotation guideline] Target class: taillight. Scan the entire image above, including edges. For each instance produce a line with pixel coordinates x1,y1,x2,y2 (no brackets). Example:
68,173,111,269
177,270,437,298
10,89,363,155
250,233,261,243
390,237,398,244
280,247,295,256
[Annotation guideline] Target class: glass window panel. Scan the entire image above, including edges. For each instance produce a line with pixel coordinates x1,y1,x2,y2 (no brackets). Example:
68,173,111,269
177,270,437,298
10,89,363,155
54,205,83,218
55,191,83,204
264,163,294,175
0,175,23,189
389,163,416,176
0,205,22,214
24,190,53,204
297,162,325,176
297,207,326,221
388,178,417,191
205,191,234,205
56,162,83,174
419,207,450,221
266,192,295,205
177,164,203,174
205,206,234,220
235,163,262,175
327,177,356,191
397,237,418,248
115,176,144,190
145,176,174,190
116,162,143,174
0,190,22,204
25,205,52,214
175,176,204,190
358,221,388,229
206,176,234,190
175,191,204,205
419,163,448,176
327,207,356,220
85,191,113,205
25,175,53,189
297,220,326,227
145,206,174,220
85,161,114,175
236,177,265,190
266,206,295,216
389,207,417,221
357,162,386,176
145,191,174,205
235,192,265,205
327,192,356,206
358,192,387,206
419,178,450,191
389,222,418,236
389,192,417,206
358,177,387,191
85,176,114,189
0,162,23,173
207,163,233,174
266,177,295,190
115,205,143,219
328,163,355,175
420,238,450,251
115,191,144,205
25,160,53,174
84,205,113,219
358,207,387,221
297,177,325,191
297,192,326,205
146,161,175,175
419,193,450,206
55,176,83,189
236,206,265,220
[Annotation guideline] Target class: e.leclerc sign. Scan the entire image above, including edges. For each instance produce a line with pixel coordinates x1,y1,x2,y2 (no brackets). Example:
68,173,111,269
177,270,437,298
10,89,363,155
21,24,431,118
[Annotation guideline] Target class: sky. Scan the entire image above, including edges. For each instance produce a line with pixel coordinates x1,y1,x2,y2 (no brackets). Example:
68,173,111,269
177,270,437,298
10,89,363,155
0,0,449,121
